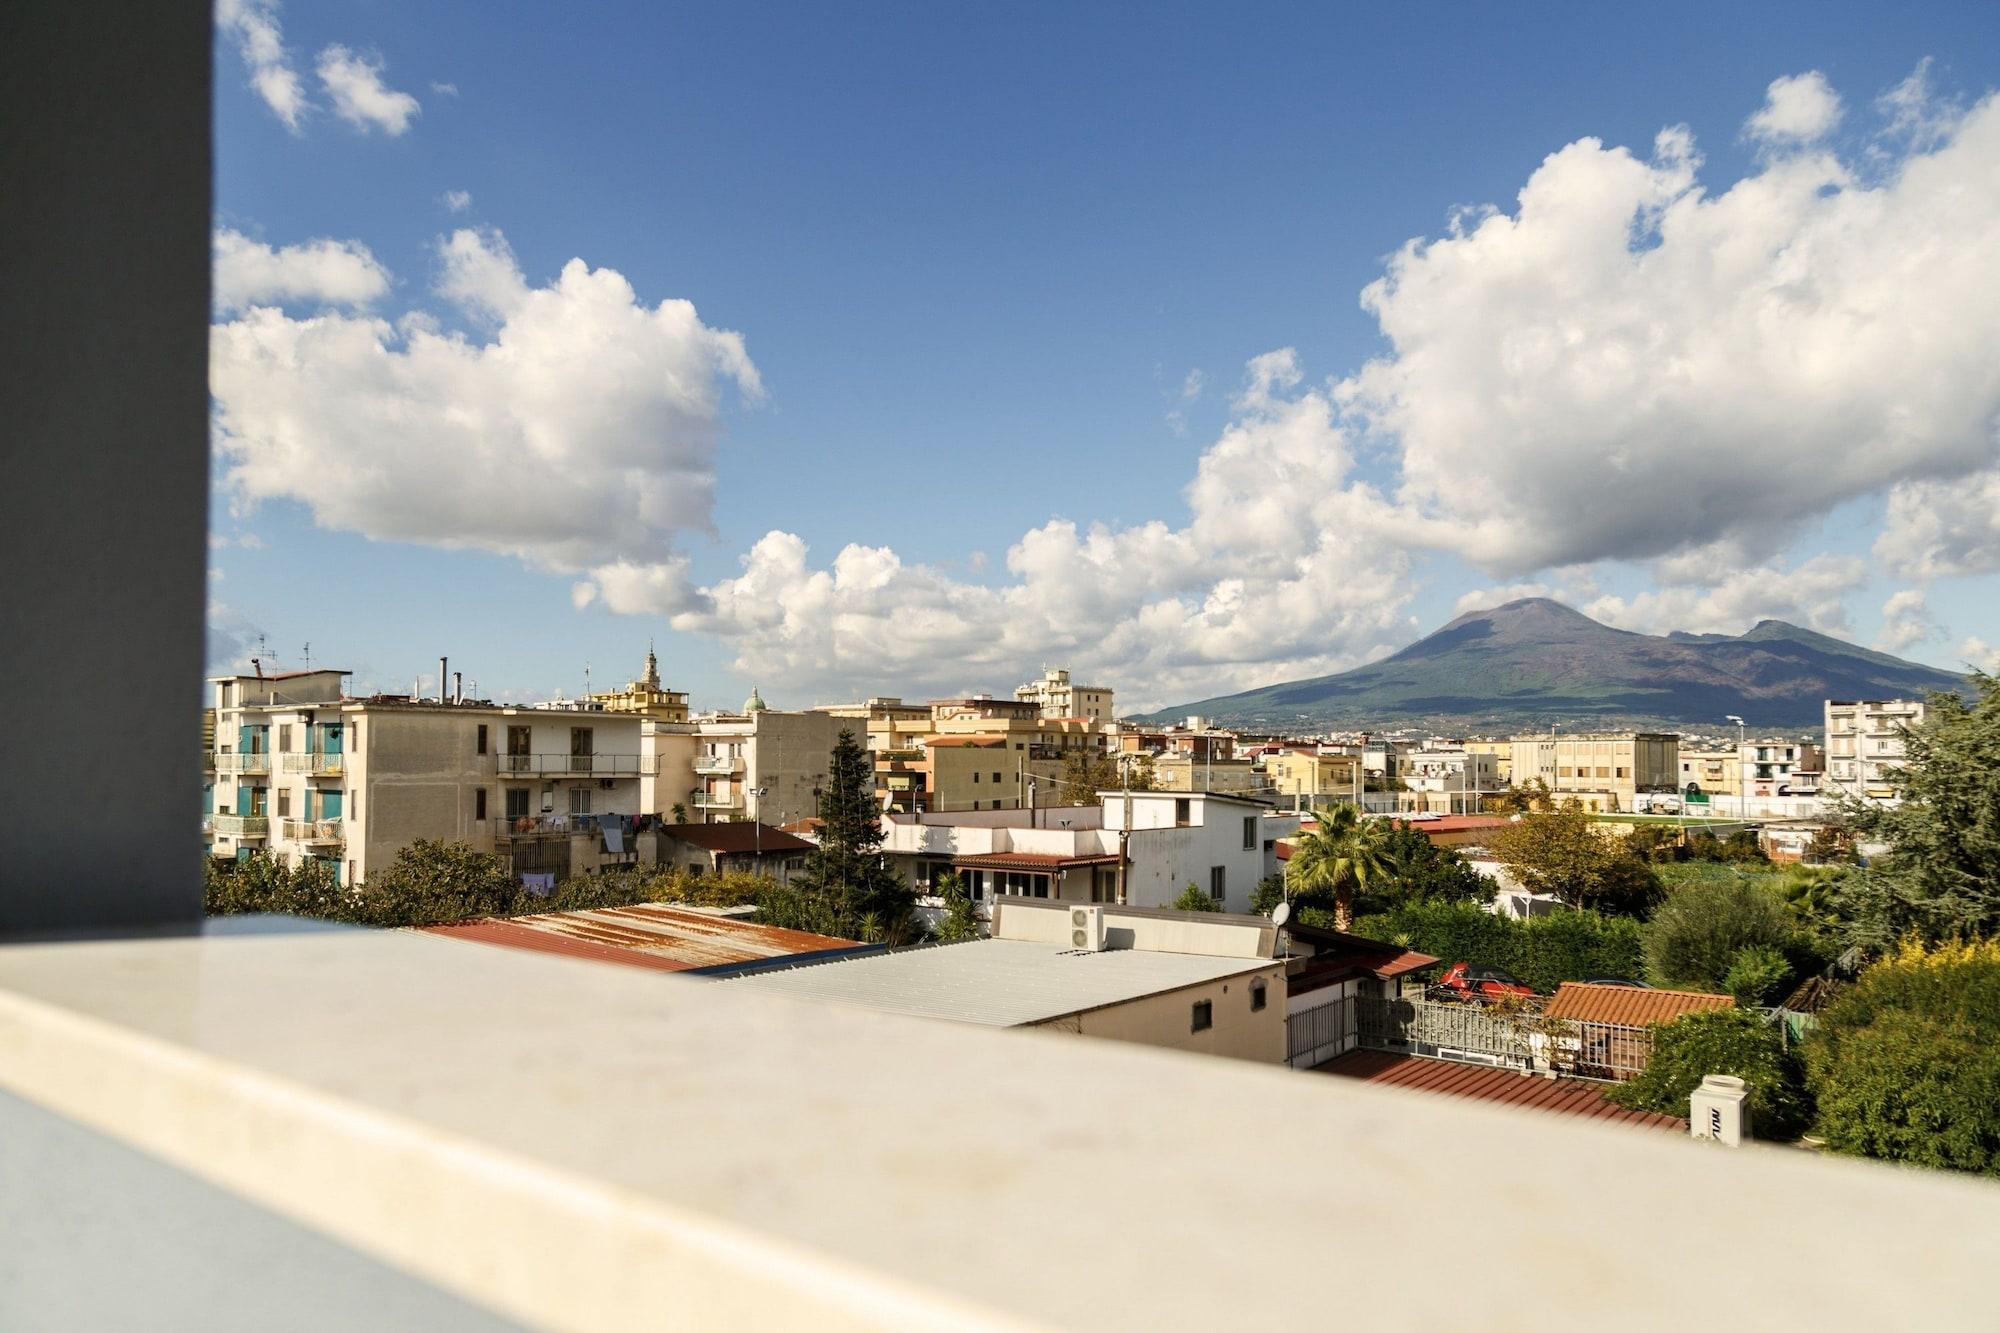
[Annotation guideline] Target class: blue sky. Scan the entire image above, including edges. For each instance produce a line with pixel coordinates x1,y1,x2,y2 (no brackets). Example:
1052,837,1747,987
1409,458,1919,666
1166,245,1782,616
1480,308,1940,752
210,2,2000,711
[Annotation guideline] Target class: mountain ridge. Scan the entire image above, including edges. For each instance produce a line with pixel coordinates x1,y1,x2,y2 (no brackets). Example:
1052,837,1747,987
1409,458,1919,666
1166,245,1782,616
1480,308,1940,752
1147,598,1971,731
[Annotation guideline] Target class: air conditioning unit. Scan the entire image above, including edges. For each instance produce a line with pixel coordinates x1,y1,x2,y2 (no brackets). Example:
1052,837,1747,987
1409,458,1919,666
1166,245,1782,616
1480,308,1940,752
1069,904,1106,952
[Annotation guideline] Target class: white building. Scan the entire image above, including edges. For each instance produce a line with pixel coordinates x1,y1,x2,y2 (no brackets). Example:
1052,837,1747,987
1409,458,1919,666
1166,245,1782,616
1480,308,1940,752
1013,667,1114,723
1824,699,1924,801
879,791,1296,913
678,692,843,828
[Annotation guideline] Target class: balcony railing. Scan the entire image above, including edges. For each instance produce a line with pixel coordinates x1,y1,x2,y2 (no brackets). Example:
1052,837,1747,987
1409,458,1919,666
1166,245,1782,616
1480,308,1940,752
694,754,743,775
499,753,649,777
693,791,741,809
279,818,345,846
280,752,345,776
491,814,585,838
209,812,268,838
214,752,271,775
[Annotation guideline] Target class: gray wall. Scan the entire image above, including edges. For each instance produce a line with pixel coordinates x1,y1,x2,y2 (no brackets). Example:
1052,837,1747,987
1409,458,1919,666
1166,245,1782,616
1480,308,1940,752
0,4,210,934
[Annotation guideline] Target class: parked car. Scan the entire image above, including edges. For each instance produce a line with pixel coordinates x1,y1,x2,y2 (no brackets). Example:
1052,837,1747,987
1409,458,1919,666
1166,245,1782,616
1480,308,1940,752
1429,962,1535,1004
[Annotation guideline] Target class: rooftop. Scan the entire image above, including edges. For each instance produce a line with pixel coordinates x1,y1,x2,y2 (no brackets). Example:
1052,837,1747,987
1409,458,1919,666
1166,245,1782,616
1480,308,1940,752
1317,1050,1686,1132
655,822,817,855
421,903,860,974
1543,982,1735,1027
728,937,1273,1027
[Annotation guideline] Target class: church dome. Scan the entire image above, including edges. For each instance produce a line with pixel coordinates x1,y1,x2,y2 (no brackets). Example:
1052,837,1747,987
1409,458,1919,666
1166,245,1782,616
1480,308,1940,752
743,685,767,713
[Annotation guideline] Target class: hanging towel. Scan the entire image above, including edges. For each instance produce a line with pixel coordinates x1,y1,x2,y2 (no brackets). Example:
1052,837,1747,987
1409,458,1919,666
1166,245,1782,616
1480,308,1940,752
521,873,557,896
603,823,625,855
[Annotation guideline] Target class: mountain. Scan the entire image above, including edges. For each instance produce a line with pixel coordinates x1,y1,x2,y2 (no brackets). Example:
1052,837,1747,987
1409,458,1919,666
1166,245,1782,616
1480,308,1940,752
1149,598,1971,731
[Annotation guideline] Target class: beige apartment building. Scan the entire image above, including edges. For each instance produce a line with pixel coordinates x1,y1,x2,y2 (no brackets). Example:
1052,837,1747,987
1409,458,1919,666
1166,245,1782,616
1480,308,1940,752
1678,739,1826,801
1509,732,1680,812
1825,699,1925,800
1460,739,1514,784
686,693,842,828
1150,755,1265,796
813,696,932,753
1265,750,1362,805
1014,667,1115,723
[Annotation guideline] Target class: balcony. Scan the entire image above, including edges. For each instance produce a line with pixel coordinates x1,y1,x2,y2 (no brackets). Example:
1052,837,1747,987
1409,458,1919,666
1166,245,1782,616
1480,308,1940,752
498,753,650,777
279,818,345,846
491,814,582,839
0,924,1994,1329
694,753,743,775
214,752,271,775
692,791,741,810
280,752,345,776
209,813,268,838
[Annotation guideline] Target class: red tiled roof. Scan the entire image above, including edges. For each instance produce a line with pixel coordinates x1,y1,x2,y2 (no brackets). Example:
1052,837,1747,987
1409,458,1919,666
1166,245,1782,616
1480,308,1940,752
657,822,816,855
1318,1050,1685,1132
1543,982,1734,1027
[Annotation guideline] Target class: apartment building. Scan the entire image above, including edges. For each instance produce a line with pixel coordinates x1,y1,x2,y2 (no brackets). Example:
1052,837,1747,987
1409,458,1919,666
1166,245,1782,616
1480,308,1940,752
1398,748,1503,813
587,645,689,722
878,791,1296,914
812,696,932,753
1265,749,1363,806
1677,747,1741,799
1150,755,1265,796
1460,739,1515,784
1014,667,1114,722
207,667,655,884
1825,699,1925,800
1509,732,1680,813
686,695,842,828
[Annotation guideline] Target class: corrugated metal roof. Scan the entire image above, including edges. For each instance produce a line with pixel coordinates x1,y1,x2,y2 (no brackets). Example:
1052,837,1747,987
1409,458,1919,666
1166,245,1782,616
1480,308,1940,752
1319,1050,1685,1131
952,852,1122,872
729,938,1274,1027
423,903,857,974
1543,982,1734,1027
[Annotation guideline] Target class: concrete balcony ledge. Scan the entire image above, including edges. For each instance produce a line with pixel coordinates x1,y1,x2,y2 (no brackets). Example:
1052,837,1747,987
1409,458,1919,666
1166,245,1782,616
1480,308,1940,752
2,924,1997,1330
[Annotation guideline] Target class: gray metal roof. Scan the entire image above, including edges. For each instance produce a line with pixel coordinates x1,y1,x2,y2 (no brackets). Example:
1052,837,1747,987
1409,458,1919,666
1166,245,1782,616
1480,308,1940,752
727,938,1273,1027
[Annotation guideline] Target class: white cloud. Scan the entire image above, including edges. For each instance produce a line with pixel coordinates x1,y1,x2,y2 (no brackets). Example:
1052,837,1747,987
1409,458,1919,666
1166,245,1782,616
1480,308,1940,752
430,81,459,98
211,226,760,601
1583,555,1868,638
1452,583,1556,616
671,352,1416,710
1337,73,2000,577
1876,589,1936,654
1960,637,2000,672
442,189,473,213
1875,465,2000,580
216,0,306,131
316,45,421,135
213,228,391,313
1745,71,1844,145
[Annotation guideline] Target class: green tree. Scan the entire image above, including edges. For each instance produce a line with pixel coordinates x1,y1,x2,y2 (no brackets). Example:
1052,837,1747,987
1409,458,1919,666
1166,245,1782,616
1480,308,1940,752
1609,1008,1810,1139
1623,823,1686,864
1249,874,1287,917
1287,804,1393,931
1641,876,1795,993
1127,753,1157,791
1058,750,1125,805
1835,674,2000,950
1348,899,1643,993
1490,802,1661,916
1359,821,1495,913
778,728,920,943
1170,882,1222,912
933,870,982,943
1806,937,2000,1174
1723,944,1793,1006
1487,779,1555,814
669,801,688,823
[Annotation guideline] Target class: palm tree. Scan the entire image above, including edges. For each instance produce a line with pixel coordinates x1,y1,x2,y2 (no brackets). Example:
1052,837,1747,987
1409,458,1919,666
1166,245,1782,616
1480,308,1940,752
669,802,688,823
1287,803,1394,932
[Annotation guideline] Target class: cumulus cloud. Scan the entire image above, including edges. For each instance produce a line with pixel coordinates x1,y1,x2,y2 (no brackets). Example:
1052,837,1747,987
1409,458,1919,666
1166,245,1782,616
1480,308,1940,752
671,352,1416,709
1876,589,1936,654
316,45,421,135
1745,71,1843,145
1337,72,2000,577
211,226,759,602
1583,555,1868,638
213,228,391,313
216,0,306,131
442,189,473,213
1875,465,2000,580
1961,637,2000,672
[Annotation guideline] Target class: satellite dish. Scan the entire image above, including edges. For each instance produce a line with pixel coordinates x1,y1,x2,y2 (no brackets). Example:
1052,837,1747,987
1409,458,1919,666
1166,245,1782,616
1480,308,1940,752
1271,900,1291,927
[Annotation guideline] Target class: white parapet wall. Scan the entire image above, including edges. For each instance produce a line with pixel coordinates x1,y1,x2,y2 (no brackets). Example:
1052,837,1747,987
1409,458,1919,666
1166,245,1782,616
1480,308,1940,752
2,923,1998,1330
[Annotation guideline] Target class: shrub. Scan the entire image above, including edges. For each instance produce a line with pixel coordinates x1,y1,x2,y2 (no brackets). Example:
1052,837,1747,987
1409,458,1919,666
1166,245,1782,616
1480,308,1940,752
1723,944,1792,1006
1806,937,2000,1174
1641,876,1794,993
1170,883,1222,912
1490,803,1661,915
1351,899,1642,994
1609,1008,1810,1139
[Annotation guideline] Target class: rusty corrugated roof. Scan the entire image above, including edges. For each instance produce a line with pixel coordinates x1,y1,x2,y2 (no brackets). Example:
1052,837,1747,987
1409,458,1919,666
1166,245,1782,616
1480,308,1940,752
1543,982,1734,1027
1318,1050,1685,1131
423,903,857,974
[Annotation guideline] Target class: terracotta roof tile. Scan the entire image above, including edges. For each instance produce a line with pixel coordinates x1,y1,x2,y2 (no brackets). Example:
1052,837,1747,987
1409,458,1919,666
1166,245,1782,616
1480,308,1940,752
1318,1050,1684,1132
1543,982,1734,1027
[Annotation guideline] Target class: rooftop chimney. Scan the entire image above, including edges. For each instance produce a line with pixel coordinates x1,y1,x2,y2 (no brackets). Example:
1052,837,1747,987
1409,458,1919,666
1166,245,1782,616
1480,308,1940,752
439,656,448,705
453,670,463,705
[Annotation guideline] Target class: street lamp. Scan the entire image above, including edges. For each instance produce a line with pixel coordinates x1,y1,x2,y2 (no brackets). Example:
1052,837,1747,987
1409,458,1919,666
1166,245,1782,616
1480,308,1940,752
1724,715,1746,824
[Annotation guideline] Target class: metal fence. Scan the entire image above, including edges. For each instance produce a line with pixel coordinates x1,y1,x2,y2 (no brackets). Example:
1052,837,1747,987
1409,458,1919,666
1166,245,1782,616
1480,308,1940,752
1286,995,1353,1065
1350,996,1655,1082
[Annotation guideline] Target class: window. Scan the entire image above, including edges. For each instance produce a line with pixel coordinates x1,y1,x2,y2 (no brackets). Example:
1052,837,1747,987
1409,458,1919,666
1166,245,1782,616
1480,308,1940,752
1190,1000,1213,1033
973,771,981,783
1174,798,1191,825
1210,866,1226,903
1243,816,1256,850
1250,980,1267,1012
570,788,592,815
992,772,1002,784
506,787,531,819
477,724,488,755
278,724,292,753
276,788,291,818
475,788,488,820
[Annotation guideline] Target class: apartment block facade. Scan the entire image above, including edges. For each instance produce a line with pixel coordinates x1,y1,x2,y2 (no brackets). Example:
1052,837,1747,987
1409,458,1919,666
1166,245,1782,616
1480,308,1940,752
1014,667,1114,722
1509,732,1680,813
1825,699,1925,800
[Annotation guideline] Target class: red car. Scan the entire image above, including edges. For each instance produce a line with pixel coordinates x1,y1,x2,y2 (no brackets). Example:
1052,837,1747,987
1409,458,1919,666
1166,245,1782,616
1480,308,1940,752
1429,962,1535,1004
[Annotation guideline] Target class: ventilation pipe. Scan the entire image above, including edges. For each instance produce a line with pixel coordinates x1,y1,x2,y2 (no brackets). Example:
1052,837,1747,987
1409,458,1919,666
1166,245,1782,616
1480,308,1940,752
453,671,463,705
439,656,448,705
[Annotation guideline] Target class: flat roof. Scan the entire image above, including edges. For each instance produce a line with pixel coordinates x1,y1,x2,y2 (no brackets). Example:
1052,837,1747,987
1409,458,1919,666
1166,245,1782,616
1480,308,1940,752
422,903,858,974
729,937,1274,1027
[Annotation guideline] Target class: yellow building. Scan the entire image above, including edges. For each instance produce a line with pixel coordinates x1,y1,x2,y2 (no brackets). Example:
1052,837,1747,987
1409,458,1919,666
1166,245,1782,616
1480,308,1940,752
1265,750,1362,803
589,646,689,722
1509,732,1680,813
1460,739,1514,785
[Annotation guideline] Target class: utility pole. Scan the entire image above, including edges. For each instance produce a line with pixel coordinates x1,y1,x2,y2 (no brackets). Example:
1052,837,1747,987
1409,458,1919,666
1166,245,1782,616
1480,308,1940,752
1726,715,1746,825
